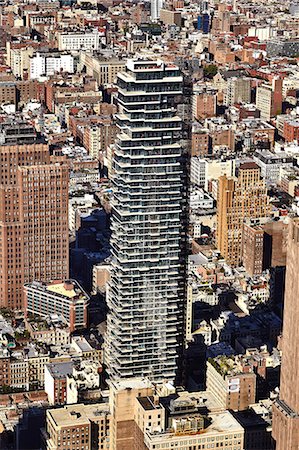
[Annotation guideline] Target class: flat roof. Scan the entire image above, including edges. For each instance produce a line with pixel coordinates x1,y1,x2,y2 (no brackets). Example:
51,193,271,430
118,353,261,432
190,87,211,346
47,283,77,299
48,403,110,428
109,377,153,391
46,361,73,378
137,396,163,411
239,162,259,170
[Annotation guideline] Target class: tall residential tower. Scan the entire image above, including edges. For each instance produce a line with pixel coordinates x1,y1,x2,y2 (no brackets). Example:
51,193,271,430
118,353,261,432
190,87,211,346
105,59,187,383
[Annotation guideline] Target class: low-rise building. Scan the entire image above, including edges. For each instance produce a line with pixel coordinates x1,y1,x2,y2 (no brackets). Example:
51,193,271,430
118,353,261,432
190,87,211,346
190,188,214,210
43,403,111,450
25,316,71,346
254,150,293,184
24,280,89,332
57,28,101,51
142,410,244,450
29,52,74,80
207,357,256,411
45,361,73,405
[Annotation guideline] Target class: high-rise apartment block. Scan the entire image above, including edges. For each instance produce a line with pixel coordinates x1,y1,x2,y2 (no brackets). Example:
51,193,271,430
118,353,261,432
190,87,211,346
272,218,299,449
217,162,269,266
0,138,69,309
105,59,187,383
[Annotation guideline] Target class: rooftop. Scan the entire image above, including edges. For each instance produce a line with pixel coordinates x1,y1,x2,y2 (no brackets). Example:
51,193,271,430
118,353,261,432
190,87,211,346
46,361,73,379
137,396,163,411
239,162,259,170
47,403,110,428
25,279,89,302
108,377,153,391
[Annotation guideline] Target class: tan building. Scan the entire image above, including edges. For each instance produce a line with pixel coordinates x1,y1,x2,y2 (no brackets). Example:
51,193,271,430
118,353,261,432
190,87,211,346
108,378,154,450
216,162,270,266
225,77,251,106
44,403,111,450
207,360,256,411
0,143,69,310
160,9,182,26
143,409,244,450
27,351,50,388
272,218,299,449
80,52,126,86
92,263,111,294
8,46,35,79
134,395,165,449
256,78,282,121
83,120,117,159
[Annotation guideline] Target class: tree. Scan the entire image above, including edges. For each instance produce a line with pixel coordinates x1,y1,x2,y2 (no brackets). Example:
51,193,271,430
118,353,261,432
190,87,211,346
203,64,218,79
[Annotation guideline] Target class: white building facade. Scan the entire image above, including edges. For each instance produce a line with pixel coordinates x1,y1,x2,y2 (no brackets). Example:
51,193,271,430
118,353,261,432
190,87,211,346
30,52,74,80
57,29,101,51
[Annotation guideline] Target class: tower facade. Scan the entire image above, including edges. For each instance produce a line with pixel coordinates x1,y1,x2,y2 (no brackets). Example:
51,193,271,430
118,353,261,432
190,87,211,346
105,59,187,383
0,143,69,310
216,162,269,266
272,218,299,449
151,0,163,20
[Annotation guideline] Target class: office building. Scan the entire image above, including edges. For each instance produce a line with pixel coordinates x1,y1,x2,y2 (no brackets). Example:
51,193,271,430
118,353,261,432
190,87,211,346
254,149,293,184
29,52,74,80
80,52,126,86
225,77,251,106
290,1,299,17
266,38,299,57
24,280,89,332
57,29,101,51
272,218,299,449
207,358,256,411
143,410,244,449
105,59,187,383
190,157,235,190
242,220,265,277
43,403,111,450
0,139,69,310
192,85,217,120
216,162,269,266
109,378,154,449
256,78,282,121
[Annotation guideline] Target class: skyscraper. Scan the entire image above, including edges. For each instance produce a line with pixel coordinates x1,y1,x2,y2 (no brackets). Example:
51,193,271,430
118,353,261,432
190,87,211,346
0,139,69,310
272,218,299,449
105,59,187,383
216,162,270,266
